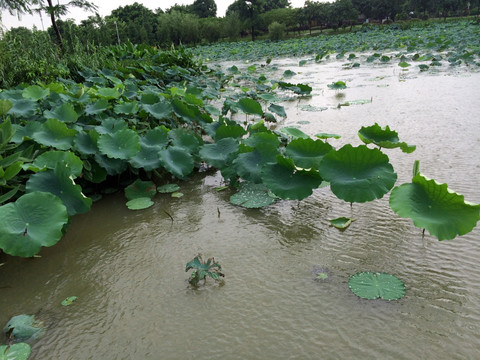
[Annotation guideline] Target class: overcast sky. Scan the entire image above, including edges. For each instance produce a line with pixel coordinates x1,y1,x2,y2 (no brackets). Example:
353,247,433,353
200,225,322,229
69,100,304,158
1,0,308,30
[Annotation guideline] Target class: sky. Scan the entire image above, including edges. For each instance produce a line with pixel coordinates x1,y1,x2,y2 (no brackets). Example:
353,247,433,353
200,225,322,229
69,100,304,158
1,0,307,31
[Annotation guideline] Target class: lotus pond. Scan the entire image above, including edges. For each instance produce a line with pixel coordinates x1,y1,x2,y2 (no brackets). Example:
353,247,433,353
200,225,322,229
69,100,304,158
1,33,480,358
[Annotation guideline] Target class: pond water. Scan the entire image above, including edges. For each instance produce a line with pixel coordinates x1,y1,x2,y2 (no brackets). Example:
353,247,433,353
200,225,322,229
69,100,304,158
1,59,480,359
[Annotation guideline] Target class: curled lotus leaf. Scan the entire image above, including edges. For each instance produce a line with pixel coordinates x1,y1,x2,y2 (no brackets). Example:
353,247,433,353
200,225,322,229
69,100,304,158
61,296,78,306
318,145,397,203
29,150,83,178
0,343,31,360
348,272,406,301
329,217,355,230
0,192,68,257
233,144,280,184
3,314,45,342
358,123,416,153
0,99,13,116
389,173,480,240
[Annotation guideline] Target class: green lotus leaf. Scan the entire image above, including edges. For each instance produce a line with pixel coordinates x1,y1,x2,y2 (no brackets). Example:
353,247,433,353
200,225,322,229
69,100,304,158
22,85,50,101
85,98,109,115
261,157,323,200
237,98,263,116
215,124,246,140
280,127,310,139
3,314,45,342
243,132,280,148
0,99,13,116
327,81,347,90
418,64,429,71
399,61,411,68
358,123,416,153
1,161,23,182
348,272,406,300
268,104,286,118
43,103,78,123
159,146,194,179
141,126,170,148
32,118,76,150
0,192,68,257
278,82,312,95
204,104,220,116
380,55,391,62
234,144,280,183
286,138,333,169
299,104,328,112
172,99,203,124
61,296,78,306
171,192,184,198
126,197,154,210
199,137,239,168
74,130,99,155
283,69,296,78
389,173,480,240
129,144,162,170
315,133,341,140
98,129,140,160
96,87,120,100
26,165,92,216
230,182,276,208
0,342,31,360
318,145,397,203
0,118,14,148
257,93,279,102
96,118,128,135
125,179,156,200
142,100,172,120
169,128,201,154
11,122,42,143
329,217,355,230
114,101,138,115
83,160,107,183
158,184,180,193
30,150,83,178
8,99,38,118
94,154,127,176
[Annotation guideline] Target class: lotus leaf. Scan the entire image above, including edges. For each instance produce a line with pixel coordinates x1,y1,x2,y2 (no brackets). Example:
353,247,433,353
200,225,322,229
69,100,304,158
237,98,263,116
299,105,328,112
98,129,140,160
318,145,397,203
126,197,154,210
125,179,156,200
268,104,286,118
159,146,194,179
399,61,411,68
243,132,280,148
327,81,347,90
0,343,31,360
329,217,355,230
233,144,280,183
11,122,42,143
168,128,202,154
0,99,13,116
358,123,416,153
29,150,83,178
96,87,120,100
129,145,162,170
278,82,312,95
172,99,203,124
43,103,78,123
171,192,184,198
261,157,323,200
32,118,76,150
285,138,333,170
22,85,50,101
215,124,246,140
94,154,127,176
389,173,480,240
142,101,171,120
61,296,78,306
114,101,139,115
96,118,128,135
8,99,38,118
283,69,296,78
230,182,276,208
85,99,109,115
157,184,180,193
26,164,92,216
348,272,406,300
74,130,99,155
280,127,310,139
199,137,239,168
315,133,341,140
3,314,45,342
141,127,170,148
186,254,223,286
0,119,14,148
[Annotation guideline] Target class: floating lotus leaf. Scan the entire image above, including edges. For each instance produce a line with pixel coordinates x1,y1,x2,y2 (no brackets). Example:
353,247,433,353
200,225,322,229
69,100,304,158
399,61,411,68
278,82,312,95
327,81,347,90
8,99,38,118
318,145,397,203
285,138,333,170
157,184,180,193
114,101,138,115
389,173,480,240
22,85,50,101
43,103,78,123
233,144,280,183
199,137,239,168
358,123,416,153
261,156,323,200
0,191,68,257
283,69,296,78
0,343,31,360
126,197,154,210
329,217,355,230
171,192,183,198
268,104,286,118
125,179,156,201
3,314,45,342
84,98,109,115
257,93,279,103
142,100,172,120
230,182,276,208
61,296,78,306
74,130,99,155
280,127,310,139
348,272,406,300
299,104,328,112
98,129,140,160
32,118,76,150
28,150,83,178
26,164,92,216
0,99,13,116
159,146,194,179
237,98,263,116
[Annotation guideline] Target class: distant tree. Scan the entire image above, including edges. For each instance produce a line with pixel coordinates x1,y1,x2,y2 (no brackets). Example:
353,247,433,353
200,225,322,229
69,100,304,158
0,0,31,14
227,0,266,41
109,3,157,44
191,0,217,18
166,3,192,14
264,0,291,11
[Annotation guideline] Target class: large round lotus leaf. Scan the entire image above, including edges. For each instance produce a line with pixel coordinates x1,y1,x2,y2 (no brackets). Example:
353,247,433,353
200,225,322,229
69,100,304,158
268,104,286,118
286,138,333,169
172,99,203,124
230,182,276,208
199,137,239,168
233,144,279,184
96,87,120,100
129,144,162,170
74,130,99,155
11,122,42,143
327,81,347,90
98,129,140,160
243,132,280,148
43,103,78,123
358,123,416,153
85,99,109,115
22,85,50,101
348,272,406,300
142,101,172,120
141,126,170,149
280,127,310,139
157,184,180,193
0,343,31,360
30,150,83,178
126,197,154,210
3,314,45,342
96,118,128,135
318,145,397,203
32,118,76,150
0,192,68,257
261,157,323,200
159,146,194,179
26,165,92,216
168,128,201,154
8,99,38,118
0,99,13,116
215,124,246,140
125,179,156,201
114,101,138,115
94,154,127,176
390,173,480,240
237,98,263,116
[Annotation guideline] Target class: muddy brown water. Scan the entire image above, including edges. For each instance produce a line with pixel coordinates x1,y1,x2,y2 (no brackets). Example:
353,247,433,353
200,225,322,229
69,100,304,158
1,58,480,359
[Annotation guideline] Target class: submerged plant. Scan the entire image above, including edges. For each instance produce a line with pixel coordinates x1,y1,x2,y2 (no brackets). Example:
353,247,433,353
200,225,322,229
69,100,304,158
185,254,224,286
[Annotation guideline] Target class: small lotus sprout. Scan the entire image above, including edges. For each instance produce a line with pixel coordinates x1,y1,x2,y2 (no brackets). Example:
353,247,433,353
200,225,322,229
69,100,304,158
185,254,224,286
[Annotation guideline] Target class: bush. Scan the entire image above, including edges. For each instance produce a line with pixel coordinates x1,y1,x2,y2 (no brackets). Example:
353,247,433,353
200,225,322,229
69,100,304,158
396,12,408,21
268,21,286,41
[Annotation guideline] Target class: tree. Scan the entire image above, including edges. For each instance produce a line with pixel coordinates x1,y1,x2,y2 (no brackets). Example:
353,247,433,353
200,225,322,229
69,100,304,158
0,0,31,14
264,0,291,11
191,0,217,18
227,0,266,41
109,3,158,44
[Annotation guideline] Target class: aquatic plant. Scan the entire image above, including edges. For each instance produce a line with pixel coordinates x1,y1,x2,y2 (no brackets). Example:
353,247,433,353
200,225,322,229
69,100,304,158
185,255,224,286
348,272,406,300
3,315,44,342
0,343,31,360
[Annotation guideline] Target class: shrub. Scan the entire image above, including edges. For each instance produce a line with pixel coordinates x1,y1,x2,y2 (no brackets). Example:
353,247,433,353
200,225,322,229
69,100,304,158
268,21,286,41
